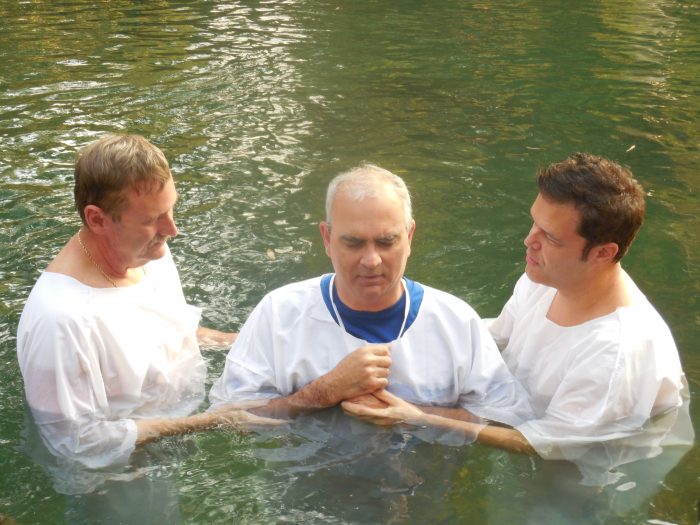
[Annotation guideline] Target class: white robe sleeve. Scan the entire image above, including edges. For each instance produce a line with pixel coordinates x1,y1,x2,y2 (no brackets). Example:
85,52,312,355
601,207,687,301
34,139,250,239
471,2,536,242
18,305,138,469
209,293,283,408
17,251,204,472
456,315,534,427
496,273,690,484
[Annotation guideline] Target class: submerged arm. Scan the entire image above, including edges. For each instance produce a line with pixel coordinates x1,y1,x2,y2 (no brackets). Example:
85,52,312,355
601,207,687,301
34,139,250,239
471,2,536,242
196,326,238,347
135,406,282,446
342,390,536,455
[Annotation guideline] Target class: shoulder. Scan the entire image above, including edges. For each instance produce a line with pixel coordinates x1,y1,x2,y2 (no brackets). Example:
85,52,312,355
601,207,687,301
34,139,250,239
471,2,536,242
253,276,325,316
21,272,91,316
414,281,481,319
17,273,94,358
617,299,676,350
617,272,675,340
264,275,323,299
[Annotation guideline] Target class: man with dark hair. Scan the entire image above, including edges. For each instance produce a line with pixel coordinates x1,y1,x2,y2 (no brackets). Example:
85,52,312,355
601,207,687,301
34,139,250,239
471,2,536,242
17,134,271,474
344,153,691,484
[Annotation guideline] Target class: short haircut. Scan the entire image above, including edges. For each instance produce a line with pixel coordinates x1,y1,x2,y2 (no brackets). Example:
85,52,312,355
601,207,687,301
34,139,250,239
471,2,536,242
74,134,172,223
325,163,413,231
537,152,645,262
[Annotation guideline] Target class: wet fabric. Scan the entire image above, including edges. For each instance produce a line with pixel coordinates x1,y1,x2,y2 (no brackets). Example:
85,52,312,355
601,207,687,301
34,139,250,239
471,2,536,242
487,272,692,485
209,275,533,427
17,249,205,471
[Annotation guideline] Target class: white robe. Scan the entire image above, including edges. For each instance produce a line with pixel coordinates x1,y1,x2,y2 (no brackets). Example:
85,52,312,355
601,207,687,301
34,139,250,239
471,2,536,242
210,276,533,427
17,249,204,470
487,273,692,484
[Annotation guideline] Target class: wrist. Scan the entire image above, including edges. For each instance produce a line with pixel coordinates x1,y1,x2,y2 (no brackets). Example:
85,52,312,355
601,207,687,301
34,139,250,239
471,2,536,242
296,376,339,409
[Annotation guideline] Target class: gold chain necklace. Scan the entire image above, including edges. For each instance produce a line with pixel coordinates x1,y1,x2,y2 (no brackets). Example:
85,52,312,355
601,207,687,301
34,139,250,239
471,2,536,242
77,228,118,288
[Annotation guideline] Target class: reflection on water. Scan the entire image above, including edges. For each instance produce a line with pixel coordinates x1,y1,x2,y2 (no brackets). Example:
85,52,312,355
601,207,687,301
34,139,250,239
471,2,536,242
1,0,699,523
20,402,693,525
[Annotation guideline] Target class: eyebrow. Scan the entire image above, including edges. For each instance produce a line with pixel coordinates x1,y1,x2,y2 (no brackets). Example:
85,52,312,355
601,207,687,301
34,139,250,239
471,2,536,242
339,233,400,243
530,206,563,245
537,222,563,244
340,235,363,243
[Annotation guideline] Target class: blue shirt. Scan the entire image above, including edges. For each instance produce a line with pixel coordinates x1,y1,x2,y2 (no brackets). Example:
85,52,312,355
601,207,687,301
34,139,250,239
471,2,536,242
320,274,424,343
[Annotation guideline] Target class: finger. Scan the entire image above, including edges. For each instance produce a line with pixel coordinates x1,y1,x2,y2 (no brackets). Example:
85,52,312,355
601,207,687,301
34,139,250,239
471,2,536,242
373,355,392,368
372,366,390,378
374,389,401,404
340,401,366,416
346,403,385,418
246,413,287,427
374,377,389,390
368,344,391,356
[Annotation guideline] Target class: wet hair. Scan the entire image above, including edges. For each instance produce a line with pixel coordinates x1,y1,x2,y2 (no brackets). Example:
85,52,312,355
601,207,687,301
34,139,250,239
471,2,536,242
73,134,171,223
537,152,645,262
325,163,413,231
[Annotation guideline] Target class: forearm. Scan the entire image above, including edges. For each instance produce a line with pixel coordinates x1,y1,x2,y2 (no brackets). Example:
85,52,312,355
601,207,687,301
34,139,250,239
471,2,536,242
135,412,226,446
196,326,237,347
420,405,482,423
248,377,339,419
420,413,536,455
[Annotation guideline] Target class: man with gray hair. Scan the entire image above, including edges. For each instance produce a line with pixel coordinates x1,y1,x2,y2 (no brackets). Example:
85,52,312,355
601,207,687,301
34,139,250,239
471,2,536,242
210,164,531,426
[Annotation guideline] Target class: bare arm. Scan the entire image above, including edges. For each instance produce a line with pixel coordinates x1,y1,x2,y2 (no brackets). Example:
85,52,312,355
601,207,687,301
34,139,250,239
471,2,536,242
247,344,392,419
419,412,536,455
196,326,238,348
342,390,536,456
135,405,282,446
420,405,483,423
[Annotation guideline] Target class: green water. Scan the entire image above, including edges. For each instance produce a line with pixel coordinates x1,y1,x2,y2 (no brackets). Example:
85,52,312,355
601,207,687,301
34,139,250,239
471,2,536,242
1,1,698,523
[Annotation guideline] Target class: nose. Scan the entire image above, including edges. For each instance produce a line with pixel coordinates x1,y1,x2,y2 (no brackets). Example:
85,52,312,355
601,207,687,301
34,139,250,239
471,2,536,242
360,244,382,268
524,224,539,249
160,211,179,238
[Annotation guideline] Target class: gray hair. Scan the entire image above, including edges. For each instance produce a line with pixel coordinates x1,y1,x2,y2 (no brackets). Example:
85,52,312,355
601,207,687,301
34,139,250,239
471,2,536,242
325,163,413,231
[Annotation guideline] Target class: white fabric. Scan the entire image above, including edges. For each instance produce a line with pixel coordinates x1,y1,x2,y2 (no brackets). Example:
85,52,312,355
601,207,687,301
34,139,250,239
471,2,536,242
17,248,204,470
210,276,533,427
486,272,690,482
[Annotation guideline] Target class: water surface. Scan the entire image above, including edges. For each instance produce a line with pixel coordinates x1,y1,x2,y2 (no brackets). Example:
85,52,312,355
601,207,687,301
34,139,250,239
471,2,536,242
1,1,699,523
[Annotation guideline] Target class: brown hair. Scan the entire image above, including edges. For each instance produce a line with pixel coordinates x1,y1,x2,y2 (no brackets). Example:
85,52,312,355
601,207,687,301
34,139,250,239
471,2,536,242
537,152,645,262
74,134,171,222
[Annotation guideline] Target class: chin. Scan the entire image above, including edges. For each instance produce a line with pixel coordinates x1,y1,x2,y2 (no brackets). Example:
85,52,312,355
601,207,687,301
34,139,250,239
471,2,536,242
145,244,168,261
524,266,544,284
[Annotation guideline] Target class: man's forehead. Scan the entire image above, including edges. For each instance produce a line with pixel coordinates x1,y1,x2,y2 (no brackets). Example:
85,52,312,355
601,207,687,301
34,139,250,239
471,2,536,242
339,230,402,240
122,178,176,206
532,194,582,235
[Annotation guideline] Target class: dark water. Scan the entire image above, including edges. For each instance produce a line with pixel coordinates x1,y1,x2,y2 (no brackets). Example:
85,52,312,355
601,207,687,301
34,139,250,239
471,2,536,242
1,1,699,523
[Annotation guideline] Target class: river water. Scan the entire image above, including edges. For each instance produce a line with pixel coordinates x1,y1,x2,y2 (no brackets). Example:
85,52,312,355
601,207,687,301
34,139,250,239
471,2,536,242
1,1,698,523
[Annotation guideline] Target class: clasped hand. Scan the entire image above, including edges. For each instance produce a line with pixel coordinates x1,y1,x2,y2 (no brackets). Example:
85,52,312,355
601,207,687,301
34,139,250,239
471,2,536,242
341,389,426,427
322,344,392,406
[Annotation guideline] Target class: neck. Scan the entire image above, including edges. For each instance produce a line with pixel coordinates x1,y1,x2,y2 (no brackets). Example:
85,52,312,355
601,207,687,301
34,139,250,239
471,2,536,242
548,263,630,325
334,278,405,312
77,228,143,286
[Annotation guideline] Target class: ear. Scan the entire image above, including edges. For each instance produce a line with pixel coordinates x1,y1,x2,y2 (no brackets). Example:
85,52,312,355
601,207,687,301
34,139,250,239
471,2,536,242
83,204,109,234
588,242,619,264
407,220,416,250
319,221,332,256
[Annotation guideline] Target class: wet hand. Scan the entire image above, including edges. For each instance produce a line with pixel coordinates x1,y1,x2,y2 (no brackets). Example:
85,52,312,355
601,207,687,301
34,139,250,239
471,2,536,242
210,404,286,429
342,389,425,427
323,344,392,404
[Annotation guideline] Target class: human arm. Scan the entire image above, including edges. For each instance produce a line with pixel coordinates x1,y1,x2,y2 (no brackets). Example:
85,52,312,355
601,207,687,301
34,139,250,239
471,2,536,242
342,390,536,455
196,326,237,347
134,405,283,445
245,344,392,419
209,281,392,418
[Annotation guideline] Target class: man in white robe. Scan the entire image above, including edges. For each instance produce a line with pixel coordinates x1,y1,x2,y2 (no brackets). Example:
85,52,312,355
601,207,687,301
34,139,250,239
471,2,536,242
17,134,271,476
343,153,692,485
